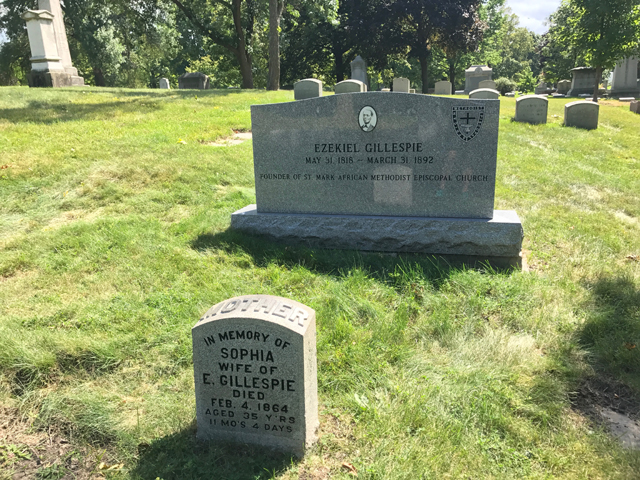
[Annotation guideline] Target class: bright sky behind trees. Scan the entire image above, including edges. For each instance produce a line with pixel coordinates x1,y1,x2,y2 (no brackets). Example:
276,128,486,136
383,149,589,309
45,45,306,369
507,0,562,33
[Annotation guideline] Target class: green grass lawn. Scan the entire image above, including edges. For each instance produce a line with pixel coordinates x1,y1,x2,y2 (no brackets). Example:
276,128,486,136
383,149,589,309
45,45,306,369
0,87,639,479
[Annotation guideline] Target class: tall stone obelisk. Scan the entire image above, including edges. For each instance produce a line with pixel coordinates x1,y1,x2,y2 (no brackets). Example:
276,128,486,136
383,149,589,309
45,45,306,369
37,0,84,85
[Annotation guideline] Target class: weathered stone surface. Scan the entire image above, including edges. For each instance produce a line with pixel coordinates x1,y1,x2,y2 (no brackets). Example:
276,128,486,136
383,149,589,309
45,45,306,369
469,88,500,99
564,100,599,130
28,69,71,87
21,10,64,72
350,56,368,87
159,78,170,89
410,89,416,94
179,72,210,90
630,101,639,114
294,79,322,100
335,80,364,94
393,77,410,93
381,88,390,92
557,80,571,94
611,57,640,97
567,67,597,96
193,294,318,456
479,80,496,90
434,81,452,95
251,92,500,219
534,82,552,95
515,95,548,124
464,65,492,93
232,205,523,263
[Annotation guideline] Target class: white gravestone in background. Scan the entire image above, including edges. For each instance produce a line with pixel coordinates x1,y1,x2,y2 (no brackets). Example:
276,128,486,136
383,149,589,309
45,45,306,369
479,80,496,90
434,81,452,95
469,88,500,99
159,78,170,89
392,77,410,93
464,65,492,94
193,295,318,456
564,101,599,130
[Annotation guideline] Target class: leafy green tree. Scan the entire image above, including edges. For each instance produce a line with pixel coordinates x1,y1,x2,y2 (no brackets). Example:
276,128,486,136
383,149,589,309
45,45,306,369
557,0,640,101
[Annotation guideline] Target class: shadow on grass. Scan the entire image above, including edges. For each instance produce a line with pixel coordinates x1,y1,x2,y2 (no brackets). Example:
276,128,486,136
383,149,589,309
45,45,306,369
577,275,640,396
190,228,516,287
0,89,245,125
131,422,296,480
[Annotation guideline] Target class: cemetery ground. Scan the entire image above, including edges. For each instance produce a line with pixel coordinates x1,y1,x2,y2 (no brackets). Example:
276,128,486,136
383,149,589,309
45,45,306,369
0,87,638,480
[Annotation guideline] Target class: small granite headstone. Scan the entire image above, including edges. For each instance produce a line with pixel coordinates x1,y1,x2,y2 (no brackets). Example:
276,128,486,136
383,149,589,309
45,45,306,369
410,89,416,94
557,80,571,95
479,80,496,90
294,79,323,100
193,295,318,456
629,101,639,114
469,88,500,99
335,79,365,94
393,77,410,93
434,81,452,95
179,72,210,89
564,101,599,130
514,95,548,124
159,78,170,89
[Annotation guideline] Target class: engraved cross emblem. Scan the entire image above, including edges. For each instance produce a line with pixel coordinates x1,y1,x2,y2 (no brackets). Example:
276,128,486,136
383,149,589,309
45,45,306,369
452,106,485,141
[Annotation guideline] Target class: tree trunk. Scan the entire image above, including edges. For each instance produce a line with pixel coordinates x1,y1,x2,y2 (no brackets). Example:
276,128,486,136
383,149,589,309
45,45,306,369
592,65,601,103
93,67,105,87
420,54,429,94
232,0,253,89
267,0,284,90
448,59,456,91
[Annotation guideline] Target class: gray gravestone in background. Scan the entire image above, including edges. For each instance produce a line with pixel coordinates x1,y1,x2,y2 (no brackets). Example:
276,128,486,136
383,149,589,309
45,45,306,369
631,101,640,114
393,77,410,93
557,80,571,95
294,79,323,100
567,67,597,96
464,65,492,93
179,72,210,89
479,80,496,90
335,79,365,94
193,295,318,456
434,81,452,95
564,101,599,130
611,57,640,97
534,82,551,95
515,95,548,124
350,56,368,87
469,88,500,99
159,78,170,89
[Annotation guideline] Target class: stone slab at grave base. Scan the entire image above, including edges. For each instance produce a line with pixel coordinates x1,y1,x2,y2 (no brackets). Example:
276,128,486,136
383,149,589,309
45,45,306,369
28,69,72,87
232,205,523,268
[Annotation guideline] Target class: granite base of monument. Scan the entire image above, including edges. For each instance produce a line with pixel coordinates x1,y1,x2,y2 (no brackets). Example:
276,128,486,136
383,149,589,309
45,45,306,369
28,70,72,88
232,205,523,268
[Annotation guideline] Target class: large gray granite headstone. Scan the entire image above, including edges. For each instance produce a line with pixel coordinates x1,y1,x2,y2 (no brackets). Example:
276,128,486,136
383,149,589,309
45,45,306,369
335,79,365,94
294,79,323,100
564,101,599,130
179,72,210,89
393,77,410,93
611,57,640,97
469,88,500,99
350,56,368,87
515,95,548,124
193,294,318,456
567,67,597,96
464,65,492,94
250,92,499,219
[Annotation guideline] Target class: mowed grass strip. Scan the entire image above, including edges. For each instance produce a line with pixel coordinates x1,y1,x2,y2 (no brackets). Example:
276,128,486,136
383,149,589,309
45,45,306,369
0,87,639,479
